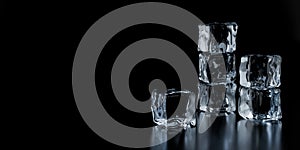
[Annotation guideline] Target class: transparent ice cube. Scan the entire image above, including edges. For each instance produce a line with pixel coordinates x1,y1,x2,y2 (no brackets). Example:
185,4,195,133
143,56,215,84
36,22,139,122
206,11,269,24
198,22,238,53
151,89,196,129
238,87,282,121
239,54,281,90
198,82,236,113
199,52,236,84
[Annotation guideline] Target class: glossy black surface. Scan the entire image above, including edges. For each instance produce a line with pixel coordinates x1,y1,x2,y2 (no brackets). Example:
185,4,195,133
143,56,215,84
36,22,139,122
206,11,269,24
151,112,283,150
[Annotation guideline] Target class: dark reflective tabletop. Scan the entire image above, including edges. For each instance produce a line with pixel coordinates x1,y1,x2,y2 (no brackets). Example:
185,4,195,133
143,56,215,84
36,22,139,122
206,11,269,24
150,112,283,150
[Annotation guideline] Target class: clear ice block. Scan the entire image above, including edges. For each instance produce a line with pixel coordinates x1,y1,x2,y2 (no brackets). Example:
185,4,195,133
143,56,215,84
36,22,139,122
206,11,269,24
151,89,196,129
198,82,236,113
238,87,282,121
199,52,236,84
198,22,238,53
239,54,281,90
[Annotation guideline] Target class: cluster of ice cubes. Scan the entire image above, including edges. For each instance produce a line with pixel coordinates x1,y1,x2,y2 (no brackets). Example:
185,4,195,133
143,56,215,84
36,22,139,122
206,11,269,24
151,22,282,129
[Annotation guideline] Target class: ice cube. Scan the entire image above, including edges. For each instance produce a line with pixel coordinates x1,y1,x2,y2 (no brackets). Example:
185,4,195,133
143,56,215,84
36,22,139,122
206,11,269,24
151,89,196,129
198,22,238,53
198,82,236,113
238,87,282,121
239,54,281,90
199,52,236,84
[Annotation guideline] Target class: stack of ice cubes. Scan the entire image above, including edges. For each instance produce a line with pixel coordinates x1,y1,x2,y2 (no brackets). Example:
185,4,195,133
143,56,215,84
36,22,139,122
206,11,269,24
198,22,238,113
238,54,282,121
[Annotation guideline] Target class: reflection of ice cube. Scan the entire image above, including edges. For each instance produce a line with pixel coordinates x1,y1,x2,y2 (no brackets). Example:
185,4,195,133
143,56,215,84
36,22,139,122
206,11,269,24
197,112,236,150
198,82,236,113
238,87,282,121
237,120,282,150
151,89,196,129
239,54,281,90
198,22,238,53
199,52,236,84
150,126,168,150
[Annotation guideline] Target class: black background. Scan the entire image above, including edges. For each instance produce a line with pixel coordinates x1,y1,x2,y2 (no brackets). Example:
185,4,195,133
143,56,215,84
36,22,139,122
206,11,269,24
4,0,300,149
